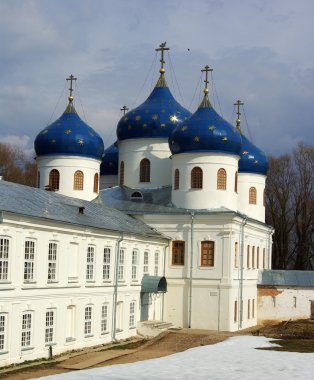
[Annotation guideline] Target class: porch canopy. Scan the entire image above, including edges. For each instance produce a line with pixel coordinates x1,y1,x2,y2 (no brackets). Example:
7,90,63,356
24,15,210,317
141,276,167,293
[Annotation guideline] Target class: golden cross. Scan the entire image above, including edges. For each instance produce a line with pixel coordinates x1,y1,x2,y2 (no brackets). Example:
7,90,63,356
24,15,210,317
120,105,129,115
155,42,170,73
66,74,77,101
234,100,244,119
201,65,213,94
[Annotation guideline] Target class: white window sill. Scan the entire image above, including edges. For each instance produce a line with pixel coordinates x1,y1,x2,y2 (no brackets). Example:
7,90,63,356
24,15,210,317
21,346,34,352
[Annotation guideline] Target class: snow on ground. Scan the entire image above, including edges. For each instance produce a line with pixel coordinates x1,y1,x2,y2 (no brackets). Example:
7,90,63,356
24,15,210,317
34,336,314,380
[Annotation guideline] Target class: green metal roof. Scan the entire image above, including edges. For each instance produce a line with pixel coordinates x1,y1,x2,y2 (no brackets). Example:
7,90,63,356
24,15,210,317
141,276,167,293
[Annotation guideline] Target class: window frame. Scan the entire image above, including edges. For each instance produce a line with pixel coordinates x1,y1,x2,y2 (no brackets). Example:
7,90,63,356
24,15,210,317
0,313,7,352
174,169,180,190
120,161,125,185
47,242,58,282
172,241,185,266
49,169,60,191
234,171,238,193
129,302,136,328
217,168,227,190
21,312,33,348
103,247,111,281
234,242,239,268
131,249,139,281
84,306,93,336
93,173,99,193
73,170,84,190
101,304,109,334
118,249,125,280
24,240,36,282
154,251,159,276
139,158,150,183
143,251,149,275
45,309,55,344
86,246,95,281
249,187,257,204
200,241,215,267
191,167,203,189
0,237,10,282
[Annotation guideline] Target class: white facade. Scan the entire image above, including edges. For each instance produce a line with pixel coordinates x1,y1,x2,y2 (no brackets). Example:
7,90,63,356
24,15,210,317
171,153,239,210
237,173,266,223
36,155,101,201
118,139,172,188
100,174,118,189
0,212,166,367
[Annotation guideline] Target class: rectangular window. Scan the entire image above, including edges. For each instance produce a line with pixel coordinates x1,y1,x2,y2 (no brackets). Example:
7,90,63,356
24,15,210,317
252,299,255,318
24,240,35,281
48,242,57,282
248,299,250,319
101,304,109,333
247,245,250,268
172,241,185,265
256,247,260,269
118,249,125,280
45,310,55,343
234,301,237,323
154,251,159,276
21,313,32,348
86,246,95,281
131,249,138,281
103,248,111,280
252,246,255,269
143,251,149,275
0,314,6,351
129,302,135,328
234,242,238,268
84,306,92,336
201,241,215,267
0,238,9,281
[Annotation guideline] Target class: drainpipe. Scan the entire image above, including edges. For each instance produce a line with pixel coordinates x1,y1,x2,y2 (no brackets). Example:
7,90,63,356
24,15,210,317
188,212,195,328
112,233,123,341
239,216,247,329
162,241,170,321
267,228,274,269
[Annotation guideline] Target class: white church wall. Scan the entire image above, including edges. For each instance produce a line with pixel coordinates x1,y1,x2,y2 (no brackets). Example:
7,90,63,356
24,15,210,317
237,173,266,223
257,286,314,324
118,139,172,189
171,153,239,210
99,174,118,189
36,155,101,201
0,213,167,367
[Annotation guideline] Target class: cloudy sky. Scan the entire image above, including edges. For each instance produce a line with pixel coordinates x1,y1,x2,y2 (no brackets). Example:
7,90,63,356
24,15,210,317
0,0,313,157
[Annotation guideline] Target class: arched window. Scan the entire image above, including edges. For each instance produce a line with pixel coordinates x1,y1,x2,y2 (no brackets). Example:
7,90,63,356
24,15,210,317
140,158,150,183
74,170,84,190
191,167,203,189
234,171,238,193
217,168,227,190
174,169,180,190
93,173,99,193
131,191,143,200
49,169,59,190
120,161,124,186
249,187,257,204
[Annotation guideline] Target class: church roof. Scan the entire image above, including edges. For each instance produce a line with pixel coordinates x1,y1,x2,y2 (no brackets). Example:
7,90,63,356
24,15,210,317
0,180,163,238
258,269,314,287
238,133,268,175
34,102,104,160
116,80,191,141
169,67,242,156
100,143,119,175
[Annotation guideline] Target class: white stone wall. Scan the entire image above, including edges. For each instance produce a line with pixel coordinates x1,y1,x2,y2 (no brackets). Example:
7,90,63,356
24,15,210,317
171,153,239,211
237,173,266,223
137,213,272,332
36,155,101,201
118,138,172,189
257,286,314,323
0,214,166,367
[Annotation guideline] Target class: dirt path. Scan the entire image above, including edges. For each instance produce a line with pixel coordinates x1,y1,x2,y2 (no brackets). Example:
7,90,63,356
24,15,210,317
1,330,234,380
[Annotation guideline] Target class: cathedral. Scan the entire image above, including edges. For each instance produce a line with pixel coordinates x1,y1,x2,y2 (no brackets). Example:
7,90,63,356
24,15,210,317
1,43,311,367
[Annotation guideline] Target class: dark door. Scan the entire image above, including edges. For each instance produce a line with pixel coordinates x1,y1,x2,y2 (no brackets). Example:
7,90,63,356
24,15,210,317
140,293,149,321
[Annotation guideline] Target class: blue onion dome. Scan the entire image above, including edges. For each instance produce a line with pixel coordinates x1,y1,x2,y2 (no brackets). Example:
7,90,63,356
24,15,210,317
116,43,191,141
237,122,268,175
35,76,104,160
169,67,242,156
100,142,119,175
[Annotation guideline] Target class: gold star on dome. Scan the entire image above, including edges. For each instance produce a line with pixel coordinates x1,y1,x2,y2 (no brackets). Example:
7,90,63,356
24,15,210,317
208,125,216,130
160,124,166,128
135,115,141,121
64,129,71,134
242,150,249,155
194,136,200,142
42,129,48,134
128,125,132,130
181,126,188,131
222,137,228,142
78,139,84,145
143,124,147,128
170,115,178,122
254,160,259,165
51,139,56,144
152,114,158,120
